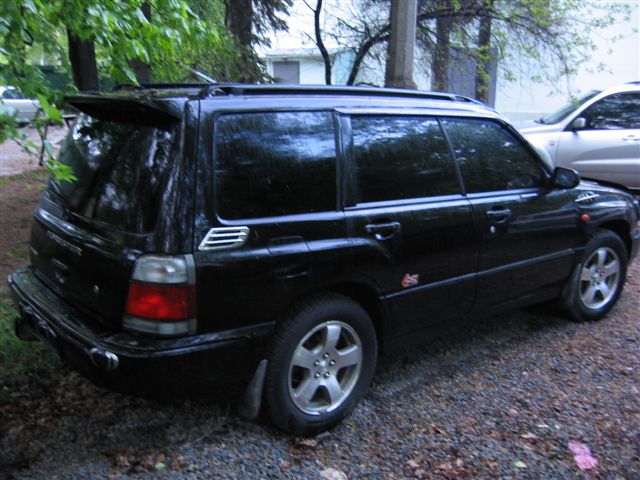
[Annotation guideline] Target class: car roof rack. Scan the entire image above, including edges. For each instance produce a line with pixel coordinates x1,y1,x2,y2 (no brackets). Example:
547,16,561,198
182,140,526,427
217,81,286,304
111,82,484,105
113,82,209,91
202,83,482,104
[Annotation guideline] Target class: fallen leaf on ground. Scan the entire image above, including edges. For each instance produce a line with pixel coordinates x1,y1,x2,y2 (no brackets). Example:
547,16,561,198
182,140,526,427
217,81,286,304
320,467,347,480
568,441,598,470
298,438,318,448
406,459,420,469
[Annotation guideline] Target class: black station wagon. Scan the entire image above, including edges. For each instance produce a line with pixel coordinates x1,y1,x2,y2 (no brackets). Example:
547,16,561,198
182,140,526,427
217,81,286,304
9,84,640,434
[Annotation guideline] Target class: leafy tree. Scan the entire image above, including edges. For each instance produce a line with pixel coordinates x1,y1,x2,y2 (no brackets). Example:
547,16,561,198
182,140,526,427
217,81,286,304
0,0,235,179
308,0,629,95
224,0,292,82
474,0,493,102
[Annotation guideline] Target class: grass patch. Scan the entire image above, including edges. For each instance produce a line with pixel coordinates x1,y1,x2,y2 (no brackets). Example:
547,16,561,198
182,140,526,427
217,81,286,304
6,243,30,263
0,290,60,394
0,168,49,187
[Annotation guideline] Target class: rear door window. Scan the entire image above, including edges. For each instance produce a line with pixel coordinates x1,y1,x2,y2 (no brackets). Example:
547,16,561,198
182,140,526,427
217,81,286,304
442,118,545,193
215,111,337,219
350,116,460,203
54,114,178,233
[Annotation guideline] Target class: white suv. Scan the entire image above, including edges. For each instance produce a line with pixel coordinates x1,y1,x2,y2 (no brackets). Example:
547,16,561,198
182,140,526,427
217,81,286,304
519,82,640,191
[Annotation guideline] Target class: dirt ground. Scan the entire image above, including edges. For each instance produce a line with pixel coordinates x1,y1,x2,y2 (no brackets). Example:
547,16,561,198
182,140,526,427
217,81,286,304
0,126,67,177
0,173,47,295
0,127,69,292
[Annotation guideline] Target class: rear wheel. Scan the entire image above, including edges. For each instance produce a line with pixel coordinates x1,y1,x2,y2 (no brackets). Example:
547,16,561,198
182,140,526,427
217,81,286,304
564,230,628,322
265,294,377,435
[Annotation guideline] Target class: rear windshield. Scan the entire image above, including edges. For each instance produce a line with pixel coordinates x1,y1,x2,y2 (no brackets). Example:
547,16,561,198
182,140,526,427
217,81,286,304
52,113,178,233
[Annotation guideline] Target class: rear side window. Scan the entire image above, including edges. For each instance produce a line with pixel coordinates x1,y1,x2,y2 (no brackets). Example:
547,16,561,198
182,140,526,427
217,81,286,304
215,111,337,219
54,114,178,233
442,118,545,193
351,116,459,203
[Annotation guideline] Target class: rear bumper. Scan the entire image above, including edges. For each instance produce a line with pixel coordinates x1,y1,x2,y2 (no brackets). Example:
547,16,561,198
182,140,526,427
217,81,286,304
8,268,273,395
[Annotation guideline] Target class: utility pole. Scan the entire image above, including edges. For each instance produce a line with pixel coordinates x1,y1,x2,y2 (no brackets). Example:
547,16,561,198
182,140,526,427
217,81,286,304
384,0,418,89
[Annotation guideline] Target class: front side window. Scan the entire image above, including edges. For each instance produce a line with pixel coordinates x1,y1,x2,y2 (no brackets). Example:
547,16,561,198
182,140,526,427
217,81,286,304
539,90,600,125
351,116,459,204
580,92,640,130
442,118,545,193
2,88,24,100
215,111,337,219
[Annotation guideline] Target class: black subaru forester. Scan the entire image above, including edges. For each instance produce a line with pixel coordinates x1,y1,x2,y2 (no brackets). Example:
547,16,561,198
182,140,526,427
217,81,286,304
9,84,640,434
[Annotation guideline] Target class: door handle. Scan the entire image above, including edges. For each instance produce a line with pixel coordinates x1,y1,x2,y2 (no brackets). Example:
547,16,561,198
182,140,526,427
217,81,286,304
486,208,512,222
622,135,640,143
365,221,401,240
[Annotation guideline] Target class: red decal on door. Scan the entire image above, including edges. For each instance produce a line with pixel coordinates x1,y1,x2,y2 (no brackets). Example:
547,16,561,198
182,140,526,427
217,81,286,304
401,273,420,288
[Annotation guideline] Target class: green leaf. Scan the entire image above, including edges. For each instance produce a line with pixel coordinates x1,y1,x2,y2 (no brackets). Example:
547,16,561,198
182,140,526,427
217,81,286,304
45,158,77,183
514,460,527,469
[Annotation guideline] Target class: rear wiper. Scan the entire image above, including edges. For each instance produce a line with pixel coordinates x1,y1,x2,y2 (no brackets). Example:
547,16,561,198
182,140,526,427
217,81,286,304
46,180,70,214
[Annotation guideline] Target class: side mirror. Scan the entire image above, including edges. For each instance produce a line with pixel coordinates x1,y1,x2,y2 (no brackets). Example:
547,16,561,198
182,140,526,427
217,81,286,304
569,117,587,131
552,167,580,189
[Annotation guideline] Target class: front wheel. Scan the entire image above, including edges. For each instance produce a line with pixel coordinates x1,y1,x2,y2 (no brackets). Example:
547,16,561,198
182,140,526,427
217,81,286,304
265,294,377,435
564,230,628,322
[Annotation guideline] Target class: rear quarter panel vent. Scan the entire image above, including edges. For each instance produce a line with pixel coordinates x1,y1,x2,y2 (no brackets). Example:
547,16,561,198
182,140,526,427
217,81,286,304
198,227,250,251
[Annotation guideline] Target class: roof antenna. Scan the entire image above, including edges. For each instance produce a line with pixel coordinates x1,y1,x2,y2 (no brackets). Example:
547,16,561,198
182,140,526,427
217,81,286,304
177,61,217,84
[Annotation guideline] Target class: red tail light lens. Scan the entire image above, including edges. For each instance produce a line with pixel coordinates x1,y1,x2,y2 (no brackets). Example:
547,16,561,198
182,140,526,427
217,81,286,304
124,254,196,336
126,283,196,320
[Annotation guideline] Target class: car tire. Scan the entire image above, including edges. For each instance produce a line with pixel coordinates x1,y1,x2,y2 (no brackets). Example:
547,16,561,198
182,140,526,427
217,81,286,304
563,230,628,322
265,293,377,435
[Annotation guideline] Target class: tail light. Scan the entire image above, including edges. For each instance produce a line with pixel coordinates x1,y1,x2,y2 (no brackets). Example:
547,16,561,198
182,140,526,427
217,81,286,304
124,255,196,336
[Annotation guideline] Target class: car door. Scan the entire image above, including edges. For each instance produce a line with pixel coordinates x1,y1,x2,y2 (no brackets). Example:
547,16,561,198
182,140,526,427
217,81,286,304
195,110,349,333
441,118,582,311
556,92,640,190
343,114,478,339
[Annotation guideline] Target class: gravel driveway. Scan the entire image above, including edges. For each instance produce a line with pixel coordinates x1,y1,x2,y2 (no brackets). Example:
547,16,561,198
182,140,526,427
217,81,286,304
1,258,638,479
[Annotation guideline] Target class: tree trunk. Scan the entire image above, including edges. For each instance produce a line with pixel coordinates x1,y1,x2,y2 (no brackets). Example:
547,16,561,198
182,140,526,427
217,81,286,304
226,0,258,82
67,30,100,91
226,0,253,48
129,3,152,84
385,0,418,89
432,12,452,91
475,0,493,103
313,0,332,85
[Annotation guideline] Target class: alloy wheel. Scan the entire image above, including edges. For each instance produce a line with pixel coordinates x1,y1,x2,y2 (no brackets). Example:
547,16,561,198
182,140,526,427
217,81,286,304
288,320,363,415
579,246,621,310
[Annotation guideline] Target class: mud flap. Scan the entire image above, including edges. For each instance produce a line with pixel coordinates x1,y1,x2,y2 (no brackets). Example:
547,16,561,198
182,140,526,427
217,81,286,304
237,359,267,420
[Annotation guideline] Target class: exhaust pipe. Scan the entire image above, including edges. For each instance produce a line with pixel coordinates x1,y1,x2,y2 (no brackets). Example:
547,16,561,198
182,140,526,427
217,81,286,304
88,348,120,371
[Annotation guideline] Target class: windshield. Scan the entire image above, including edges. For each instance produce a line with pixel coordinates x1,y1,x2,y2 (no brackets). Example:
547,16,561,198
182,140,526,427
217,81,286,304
539,90,601,124
52,113,178,233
